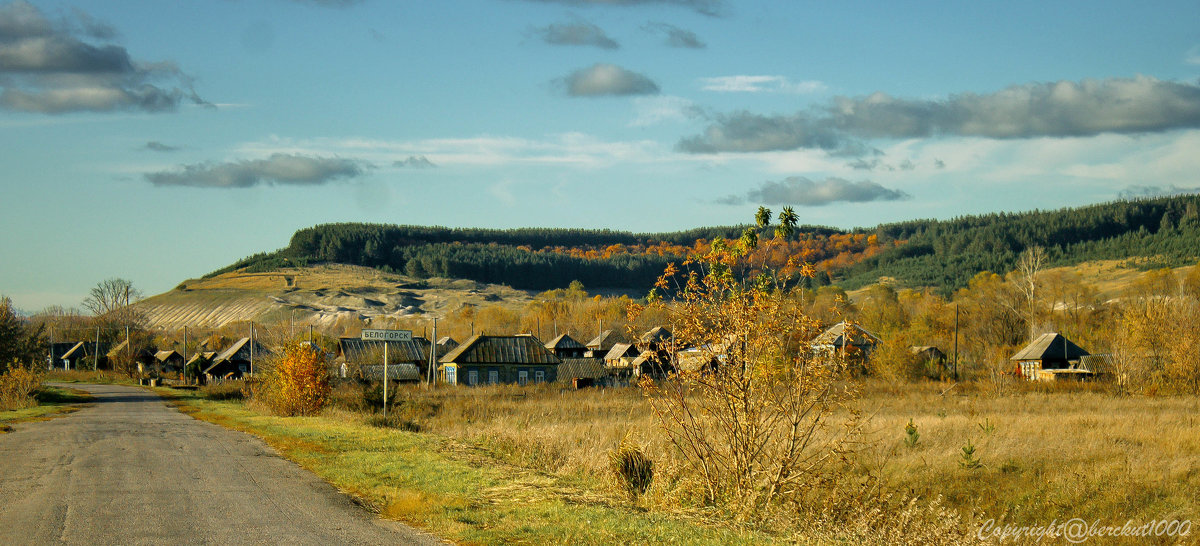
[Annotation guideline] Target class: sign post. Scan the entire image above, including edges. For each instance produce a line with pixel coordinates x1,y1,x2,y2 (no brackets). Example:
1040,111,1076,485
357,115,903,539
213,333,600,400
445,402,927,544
362,329,412,416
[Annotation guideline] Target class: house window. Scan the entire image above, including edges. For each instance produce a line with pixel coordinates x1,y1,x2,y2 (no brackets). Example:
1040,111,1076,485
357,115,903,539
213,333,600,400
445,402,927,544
468,370,478,386
488,370,499,384
445,364,457,385
534,370,545,383
518,370,528,386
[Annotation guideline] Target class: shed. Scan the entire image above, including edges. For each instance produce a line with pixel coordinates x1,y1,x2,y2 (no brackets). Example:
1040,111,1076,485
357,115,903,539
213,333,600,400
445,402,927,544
438,334,560,386
1010,332,1090,380
556,358,611,388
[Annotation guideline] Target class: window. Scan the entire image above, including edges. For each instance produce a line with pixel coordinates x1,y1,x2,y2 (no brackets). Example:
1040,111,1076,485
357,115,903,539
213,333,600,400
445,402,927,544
518,370,528,386
468,370,478,386
445,364,457,385
534,370,545,383
488,370,499,384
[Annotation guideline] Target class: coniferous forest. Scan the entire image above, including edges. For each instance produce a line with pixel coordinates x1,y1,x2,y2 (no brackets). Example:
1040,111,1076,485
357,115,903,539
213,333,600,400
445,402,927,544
207,195,1200,293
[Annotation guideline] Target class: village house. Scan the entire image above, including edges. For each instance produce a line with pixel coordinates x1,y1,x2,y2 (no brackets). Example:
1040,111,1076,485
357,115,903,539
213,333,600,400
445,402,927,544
585,329,628,359
1010,332,1093,381
556,358,611,388
203,337,269,381
438,334,561,386
544,333,587,359
336,337,430,380
154,349,186,375
813,322,881,365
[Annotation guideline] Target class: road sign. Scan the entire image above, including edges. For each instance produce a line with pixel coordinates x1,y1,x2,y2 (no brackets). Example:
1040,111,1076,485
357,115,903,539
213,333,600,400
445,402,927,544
361,329,412,342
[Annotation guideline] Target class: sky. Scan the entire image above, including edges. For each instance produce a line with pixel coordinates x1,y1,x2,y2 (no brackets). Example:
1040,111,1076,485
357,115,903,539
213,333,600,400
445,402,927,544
2,0,1199,311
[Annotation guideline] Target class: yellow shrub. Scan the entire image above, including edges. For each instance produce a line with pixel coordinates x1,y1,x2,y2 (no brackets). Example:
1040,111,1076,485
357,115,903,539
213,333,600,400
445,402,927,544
0,365,41,411
262,344,331,416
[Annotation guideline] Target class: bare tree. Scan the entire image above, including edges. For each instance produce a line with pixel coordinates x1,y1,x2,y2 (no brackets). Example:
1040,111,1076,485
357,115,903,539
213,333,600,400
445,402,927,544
1015,245,1045,337
83,278,145,330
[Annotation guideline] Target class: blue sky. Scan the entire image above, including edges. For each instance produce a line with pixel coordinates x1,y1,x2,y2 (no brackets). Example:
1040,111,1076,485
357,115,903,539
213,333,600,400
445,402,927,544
2,0,1199,311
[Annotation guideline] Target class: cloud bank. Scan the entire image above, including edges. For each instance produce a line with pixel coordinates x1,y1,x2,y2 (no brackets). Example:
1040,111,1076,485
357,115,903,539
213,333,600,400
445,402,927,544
681,77,1200,154
145,153,366,188
533,21,618,49
0,1,206,113
561,63,659,97
720,176,910,206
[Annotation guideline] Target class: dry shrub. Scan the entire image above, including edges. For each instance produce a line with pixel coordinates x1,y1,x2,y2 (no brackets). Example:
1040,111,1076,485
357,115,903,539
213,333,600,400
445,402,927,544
609,441,654,502
260,343,331,416
201,380,247,401
0,364,41,411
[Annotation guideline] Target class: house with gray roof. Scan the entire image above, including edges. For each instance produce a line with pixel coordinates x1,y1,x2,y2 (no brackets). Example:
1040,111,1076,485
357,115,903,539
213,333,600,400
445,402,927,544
438,334,560,386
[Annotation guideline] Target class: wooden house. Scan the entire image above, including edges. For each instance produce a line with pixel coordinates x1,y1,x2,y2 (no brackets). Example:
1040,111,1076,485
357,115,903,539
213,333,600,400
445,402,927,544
438,334,561,386
813,323,881,359
203,337,269,381
60,342,102,370
336,337,430,379
1010,333,1092,381
186,351,216,381
154,350,186,374
585,329,628,358
437,336,459,355
635,326,675,377
107,339,154,372
544,333,587,359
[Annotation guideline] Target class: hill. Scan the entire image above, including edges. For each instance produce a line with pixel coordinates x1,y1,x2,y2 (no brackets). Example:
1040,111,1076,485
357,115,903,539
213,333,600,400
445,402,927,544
138,264,535,331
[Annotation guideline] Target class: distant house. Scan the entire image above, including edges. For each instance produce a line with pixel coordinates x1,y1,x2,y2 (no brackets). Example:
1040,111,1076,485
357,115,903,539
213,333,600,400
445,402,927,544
813,323,881,360
602,342,640,367
438,334,561,386
154,350,186,374
107,339,154,371
1010,332,1092,381
60,342,103,370
544,333,587,359
203,337,269,381
635,326,675,377
336,337,430,379
437,336,459,355
187,351,216,380
585,329,628,359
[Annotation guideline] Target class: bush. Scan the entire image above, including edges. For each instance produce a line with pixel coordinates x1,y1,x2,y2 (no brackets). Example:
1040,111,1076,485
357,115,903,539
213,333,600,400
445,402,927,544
260,343,331,416
609,441,654,502
0,364,42,411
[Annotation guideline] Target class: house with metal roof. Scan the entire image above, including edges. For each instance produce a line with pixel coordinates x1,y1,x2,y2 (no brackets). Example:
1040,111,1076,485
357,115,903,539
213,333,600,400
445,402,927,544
438,334,561,386
585,329,628,358
557,358,612,388
1010,332,1092,380
336,337,430,379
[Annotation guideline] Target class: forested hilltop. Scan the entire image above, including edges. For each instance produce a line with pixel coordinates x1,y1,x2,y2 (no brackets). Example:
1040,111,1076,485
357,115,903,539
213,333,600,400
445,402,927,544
208,195,1200,293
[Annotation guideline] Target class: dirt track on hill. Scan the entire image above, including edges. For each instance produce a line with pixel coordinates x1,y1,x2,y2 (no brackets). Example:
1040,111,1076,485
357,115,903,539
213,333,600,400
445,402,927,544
0,383,440,545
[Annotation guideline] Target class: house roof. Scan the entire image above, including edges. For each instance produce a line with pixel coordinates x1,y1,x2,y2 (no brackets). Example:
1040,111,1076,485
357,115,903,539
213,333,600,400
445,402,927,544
545,333,585,350
440,334,560,365
639,326,672,345
1010,333,1090,361
585,329,627,351
437,336,458,347
61,342,86,359
186,351,216,366
359,363,422,382
557,358,610,380
813,322,881,348
213,337,268,363
337,337,428,364
603,342,639,361
155,350,181,362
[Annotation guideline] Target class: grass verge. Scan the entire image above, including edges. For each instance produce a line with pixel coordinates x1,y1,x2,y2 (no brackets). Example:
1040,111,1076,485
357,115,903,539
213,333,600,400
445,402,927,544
0,385,93,432
156,387,768,545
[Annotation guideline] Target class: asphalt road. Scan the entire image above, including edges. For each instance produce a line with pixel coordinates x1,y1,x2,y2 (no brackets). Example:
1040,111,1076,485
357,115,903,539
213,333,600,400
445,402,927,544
0,382,441,545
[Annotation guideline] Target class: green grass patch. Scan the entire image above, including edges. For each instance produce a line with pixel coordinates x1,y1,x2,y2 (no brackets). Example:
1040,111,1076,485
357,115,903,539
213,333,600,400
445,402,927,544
157,387,768,545
0,385,93,430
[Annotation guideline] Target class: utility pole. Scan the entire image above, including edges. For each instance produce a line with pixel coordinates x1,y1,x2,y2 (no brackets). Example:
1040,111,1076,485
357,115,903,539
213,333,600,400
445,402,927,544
97,326,103,372
308,324,313,345
383,340,389,418
183,326,189,383
249,322,255,376
125,325,131,375
953,304,960,382
430,317,438,386
49,327,54,371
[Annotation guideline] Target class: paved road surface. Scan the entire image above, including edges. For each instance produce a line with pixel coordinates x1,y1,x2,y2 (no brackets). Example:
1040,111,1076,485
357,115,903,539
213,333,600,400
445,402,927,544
0,383,441,545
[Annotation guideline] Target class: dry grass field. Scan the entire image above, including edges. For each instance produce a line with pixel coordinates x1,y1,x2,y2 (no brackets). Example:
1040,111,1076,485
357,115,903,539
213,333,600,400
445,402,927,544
361,379,1199,536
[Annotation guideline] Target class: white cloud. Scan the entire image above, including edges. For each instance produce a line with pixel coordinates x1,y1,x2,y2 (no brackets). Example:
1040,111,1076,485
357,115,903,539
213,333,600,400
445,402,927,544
629,95,696,126
699,75,826,94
